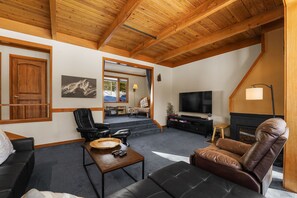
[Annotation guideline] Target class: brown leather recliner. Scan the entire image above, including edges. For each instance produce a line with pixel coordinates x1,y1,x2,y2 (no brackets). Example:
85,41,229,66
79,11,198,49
190,118,289,195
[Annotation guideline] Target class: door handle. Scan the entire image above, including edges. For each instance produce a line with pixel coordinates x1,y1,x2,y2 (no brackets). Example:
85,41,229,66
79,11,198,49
14,95,19,98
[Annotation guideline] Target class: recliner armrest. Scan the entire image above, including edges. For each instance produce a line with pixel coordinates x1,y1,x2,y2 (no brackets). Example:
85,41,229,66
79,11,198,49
11,137,34,151
216,138,251,156
195,148,242,170
76,128,100,133
94,123,110,129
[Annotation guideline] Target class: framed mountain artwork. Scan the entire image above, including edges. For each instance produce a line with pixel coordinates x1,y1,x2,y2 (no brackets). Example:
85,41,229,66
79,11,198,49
61,75,96,98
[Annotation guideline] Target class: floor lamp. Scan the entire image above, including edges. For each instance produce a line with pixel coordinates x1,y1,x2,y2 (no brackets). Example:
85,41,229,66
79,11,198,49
133,83,138,106
246,83,275,117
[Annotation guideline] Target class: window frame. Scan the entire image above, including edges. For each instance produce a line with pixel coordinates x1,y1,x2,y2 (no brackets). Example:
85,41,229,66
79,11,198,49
0,36,52,124
104,75,129,103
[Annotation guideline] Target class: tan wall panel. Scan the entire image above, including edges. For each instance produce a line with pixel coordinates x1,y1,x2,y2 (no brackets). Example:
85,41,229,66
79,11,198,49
231,28,284,115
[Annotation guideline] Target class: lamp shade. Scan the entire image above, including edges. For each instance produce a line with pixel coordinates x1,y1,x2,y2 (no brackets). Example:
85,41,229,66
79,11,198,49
133,84,138,90
246,87,263,100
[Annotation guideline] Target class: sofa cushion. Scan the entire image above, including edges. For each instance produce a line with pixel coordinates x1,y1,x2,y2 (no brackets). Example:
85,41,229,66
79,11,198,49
0,163,29,198
0,190,13,198
149,161,264,198
3,151,35,178
107,178,171,198
0,129,15,165
3,151,34,165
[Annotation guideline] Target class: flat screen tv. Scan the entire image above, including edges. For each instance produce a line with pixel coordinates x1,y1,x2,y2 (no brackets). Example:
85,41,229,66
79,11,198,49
179,91,212,113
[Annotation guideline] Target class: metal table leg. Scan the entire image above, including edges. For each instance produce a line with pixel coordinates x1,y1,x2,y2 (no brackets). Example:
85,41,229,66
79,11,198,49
82,147,100,198
102,173,105,198
142,160,145,179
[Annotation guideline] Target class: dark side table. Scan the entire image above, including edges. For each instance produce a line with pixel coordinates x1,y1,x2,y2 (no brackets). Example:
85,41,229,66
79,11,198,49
82,143,144,198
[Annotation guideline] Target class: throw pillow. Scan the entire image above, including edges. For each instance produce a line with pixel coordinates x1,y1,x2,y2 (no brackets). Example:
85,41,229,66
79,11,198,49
140,97,149,108
22,188,83,198
0,129,15,165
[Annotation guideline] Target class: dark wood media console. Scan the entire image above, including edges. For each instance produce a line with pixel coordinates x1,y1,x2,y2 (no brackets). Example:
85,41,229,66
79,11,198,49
167,115,213,137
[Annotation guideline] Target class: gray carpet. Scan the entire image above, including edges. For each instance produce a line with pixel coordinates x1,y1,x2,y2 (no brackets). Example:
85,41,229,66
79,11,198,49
104,115,150,123
27,128,296,198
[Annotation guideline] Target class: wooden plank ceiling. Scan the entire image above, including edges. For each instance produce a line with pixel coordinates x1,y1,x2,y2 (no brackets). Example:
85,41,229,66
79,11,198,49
0,0,284,67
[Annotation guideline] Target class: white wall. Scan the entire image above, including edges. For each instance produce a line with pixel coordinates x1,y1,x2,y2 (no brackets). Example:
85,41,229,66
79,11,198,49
154,66,173,125
104,71,149,108
172,44,261,127
0,28,172,145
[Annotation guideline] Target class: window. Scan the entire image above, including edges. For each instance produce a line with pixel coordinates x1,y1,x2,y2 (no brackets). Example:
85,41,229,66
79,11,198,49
104,76,128,103
0,37,52,124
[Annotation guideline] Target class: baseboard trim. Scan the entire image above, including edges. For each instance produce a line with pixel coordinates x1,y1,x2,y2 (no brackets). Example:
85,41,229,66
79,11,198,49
35,138,84,149
153,120,163,132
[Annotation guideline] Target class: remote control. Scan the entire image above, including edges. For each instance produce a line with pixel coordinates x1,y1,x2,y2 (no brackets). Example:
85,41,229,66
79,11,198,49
112,150,121,156
119,150,127,157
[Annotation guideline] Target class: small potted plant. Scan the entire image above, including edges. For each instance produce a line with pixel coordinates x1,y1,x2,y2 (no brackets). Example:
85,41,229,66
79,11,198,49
167,102,175,116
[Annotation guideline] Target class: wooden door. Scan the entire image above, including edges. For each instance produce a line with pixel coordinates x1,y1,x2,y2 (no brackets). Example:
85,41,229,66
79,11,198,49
10,55,47,119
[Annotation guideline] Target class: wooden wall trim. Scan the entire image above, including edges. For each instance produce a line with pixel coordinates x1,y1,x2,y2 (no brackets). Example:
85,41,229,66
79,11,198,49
103,57,154,70
0,52,1,120
104,69,146,77
229,35,266,112
5,131,26,140
56,32,97,49
0,36,53,124
0,36,52,52
283,0,297,192
52,107,104,113
0,17,51,39
153,119,163,132
35,138,84,149
102,57,155,120
0,118,52,125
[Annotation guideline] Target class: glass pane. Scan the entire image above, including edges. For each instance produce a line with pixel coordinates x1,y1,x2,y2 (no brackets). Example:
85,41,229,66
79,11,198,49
104,77,117,102
119,79,128,102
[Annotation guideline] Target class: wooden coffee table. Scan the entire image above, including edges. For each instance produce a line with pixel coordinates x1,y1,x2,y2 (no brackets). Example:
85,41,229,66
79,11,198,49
82,142,144,198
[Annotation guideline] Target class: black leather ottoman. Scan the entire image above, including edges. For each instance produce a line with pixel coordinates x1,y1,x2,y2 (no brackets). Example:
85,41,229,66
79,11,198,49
107,161,265,198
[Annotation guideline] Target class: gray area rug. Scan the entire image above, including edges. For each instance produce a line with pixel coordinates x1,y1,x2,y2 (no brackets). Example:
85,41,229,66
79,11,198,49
27,128,296,198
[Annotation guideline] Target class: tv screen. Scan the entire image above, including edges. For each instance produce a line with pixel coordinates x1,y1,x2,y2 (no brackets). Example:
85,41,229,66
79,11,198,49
179,91,212,113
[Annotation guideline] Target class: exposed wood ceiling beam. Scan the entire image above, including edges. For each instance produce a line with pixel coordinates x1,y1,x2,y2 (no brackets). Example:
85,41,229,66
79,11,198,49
155,7,283,63
130,0,238,57
97,0,144,50
49,0,57,40
0,17,174,67
0,17,51,38
261,18,284,33
173,37,261,67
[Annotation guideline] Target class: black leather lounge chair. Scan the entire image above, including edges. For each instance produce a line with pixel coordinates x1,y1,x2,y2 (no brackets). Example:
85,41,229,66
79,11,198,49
73,108,131,145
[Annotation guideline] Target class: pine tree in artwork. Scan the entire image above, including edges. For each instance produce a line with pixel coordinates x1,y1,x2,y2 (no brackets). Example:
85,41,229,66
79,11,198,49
167,102,174,115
